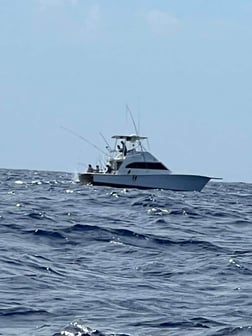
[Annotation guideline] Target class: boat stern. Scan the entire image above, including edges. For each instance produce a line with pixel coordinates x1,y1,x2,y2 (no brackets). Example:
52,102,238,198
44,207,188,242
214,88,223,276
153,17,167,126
78,173,94,185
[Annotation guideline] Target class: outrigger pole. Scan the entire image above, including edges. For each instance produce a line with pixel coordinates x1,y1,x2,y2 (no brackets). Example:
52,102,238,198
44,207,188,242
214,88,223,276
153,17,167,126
61,126,108,156
99,132,114,153
126,105,146,159
126,104,138,136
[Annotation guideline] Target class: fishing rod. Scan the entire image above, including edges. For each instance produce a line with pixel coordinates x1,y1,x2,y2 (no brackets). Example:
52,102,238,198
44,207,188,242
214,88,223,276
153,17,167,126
60,126,108,156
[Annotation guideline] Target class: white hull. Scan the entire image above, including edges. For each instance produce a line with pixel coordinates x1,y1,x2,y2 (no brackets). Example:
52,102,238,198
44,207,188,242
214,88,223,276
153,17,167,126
79,173,210,192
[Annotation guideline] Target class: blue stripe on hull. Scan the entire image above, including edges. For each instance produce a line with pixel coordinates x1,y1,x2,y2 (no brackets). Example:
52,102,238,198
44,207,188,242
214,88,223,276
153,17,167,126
92,181,193,191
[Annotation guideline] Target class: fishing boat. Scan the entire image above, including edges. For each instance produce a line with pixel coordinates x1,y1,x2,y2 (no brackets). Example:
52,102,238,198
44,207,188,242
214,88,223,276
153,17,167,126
78,134,217,191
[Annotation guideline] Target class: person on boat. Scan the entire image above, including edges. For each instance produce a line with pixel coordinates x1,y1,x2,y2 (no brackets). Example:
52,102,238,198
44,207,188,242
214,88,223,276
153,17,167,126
105,164,112,174
87,164,94,173
94,165,100,173
120,141,127,156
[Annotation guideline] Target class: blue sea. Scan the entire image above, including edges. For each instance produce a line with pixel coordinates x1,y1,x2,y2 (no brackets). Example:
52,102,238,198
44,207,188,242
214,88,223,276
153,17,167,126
0,168,252,336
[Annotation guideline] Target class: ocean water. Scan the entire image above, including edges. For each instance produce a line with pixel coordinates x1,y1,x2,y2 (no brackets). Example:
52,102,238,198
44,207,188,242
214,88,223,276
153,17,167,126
0,168,252,336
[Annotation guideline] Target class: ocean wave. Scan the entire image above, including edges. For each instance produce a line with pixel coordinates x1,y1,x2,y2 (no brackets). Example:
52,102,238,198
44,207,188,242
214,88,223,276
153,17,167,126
210,326,252,336
53,322,130,336
1,169,252,336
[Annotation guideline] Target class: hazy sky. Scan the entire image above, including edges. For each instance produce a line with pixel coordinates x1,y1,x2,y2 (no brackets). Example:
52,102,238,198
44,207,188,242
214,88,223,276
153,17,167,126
1,0,252,182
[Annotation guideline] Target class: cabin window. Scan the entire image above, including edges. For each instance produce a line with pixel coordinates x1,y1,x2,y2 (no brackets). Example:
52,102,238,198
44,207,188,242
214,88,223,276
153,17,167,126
125,162,168,170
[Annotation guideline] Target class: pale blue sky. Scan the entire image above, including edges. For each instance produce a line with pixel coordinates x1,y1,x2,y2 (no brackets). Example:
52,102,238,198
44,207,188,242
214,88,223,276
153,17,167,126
1,0,252,182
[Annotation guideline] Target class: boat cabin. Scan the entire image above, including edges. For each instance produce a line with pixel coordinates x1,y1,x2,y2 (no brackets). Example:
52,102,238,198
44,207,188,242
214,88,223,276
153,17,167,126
107,134,172,175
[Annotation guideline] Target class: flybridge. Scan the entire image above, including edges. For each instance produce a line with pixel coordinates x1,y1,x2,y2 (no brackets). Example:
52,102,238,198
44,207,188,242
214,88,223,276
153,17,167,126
112,134,148,142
